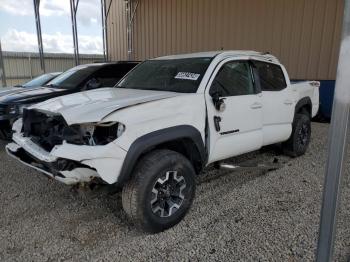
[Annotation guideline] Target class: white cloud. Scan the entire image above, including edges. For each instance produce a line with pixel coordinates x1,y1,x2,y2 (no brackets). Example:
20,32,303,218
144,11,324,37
0,0,101,26
0,0,34,15
40,0,70,16
2,29,102,54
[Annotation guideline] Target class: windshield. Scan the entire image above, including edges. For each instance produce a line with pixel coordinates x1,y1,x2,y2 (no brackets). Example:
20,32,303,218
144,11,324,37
117,58,212,93
22,73,58,87
44,66,97,89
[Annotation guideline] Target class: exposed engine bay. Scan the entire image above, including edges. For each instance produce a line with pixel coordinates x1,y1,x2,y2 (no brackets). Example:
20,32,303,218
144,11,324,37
22,109,122,151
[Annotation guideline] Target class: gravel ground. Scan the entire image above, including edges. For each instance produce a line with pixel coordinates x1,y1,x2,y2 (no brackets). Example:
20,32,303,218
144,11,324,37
0,122,349,261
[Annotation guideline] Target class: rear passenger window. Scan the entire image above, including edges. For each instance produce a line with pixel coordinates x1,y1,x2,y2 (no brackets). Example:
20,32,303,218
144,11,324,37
209,61,254,97
253,61,287,91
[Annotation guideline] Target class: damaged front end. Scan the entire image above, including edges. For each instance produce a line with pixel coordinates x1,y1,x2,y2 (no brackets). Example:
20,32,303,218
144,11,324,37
6,142,100,185
6,108,127,185
22,109,125,151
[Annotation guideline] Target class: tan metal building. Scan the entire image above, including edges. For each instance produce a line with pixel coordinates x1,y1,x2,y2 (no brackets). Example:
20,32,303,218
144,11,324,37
106,0,344,81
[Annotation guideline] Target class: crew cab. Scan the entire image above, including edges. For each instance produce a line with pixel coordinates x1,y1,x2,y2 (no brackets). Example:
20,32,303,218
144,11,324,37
0,62,138,139
6,51,319,232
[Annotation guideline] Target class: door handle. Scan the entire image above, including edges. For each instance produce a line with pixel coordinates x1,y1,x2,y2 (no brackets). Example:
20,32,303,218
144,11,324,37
284,100,293,105
214,116,222,132
250,102,262,109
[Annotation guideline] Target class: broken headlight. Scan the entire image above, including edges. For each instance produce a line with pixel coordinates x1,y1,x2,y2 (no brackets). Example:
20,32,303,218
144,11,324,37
8,104,33,115
64,122,125,146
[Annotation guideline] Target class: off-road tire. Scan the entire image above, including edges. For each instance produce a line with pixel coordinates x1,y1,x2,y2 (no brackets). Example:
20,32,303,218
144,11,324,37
283,113,311,157
122,149,196,233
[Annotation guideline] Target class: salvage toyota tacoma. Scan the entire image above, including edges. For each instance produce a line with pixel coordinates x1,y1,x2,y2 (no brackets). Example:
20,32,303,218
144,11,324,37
6,51,319,233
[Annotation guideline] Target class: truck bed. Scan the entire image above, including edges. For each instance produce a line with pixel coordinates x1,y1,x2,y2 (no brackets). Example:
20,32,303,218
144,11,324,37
291,81,320,117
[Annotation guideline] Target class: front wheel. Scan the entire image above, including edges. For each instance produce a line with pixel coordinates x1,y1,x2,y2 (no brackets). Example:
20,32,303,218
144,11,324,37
283,113,311,157
122,149,196,233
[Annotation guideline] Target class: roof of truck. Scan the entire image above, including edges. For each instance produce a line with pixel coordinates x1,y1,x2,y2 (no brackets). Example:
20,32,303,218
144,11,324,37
154,50,280,63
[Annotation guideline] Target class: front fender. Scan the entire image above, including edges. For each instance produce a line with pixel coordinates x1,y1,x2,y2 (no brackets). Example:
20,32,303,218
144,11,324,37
116,125,206,184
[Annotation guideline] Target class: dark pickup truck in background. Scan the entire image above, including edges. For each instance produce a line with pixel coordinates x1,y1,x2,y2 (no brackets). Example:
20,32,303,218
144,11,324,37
0,61,138,139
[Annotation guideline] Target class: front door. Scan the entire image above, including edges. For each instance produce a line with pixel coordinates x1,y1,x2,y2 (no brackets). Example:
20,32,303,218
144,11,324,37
206,59,263,163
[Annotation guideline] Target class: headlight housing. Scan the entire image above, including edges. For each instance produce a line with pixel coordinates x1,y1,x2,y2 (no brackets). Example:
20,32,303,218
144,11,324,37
7,105,18,115
8,104,33,115
64,122,125,146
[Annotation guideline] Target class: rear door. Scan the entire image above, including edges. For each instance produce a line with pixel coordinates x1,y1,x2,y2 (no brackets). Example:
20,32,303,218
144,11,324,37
206,59,263,163
252,60,295,145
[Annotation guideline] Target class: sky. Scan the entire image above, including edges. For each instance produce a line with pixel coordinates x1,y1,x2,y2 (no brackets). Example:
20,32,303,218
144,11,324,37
0,0,103,54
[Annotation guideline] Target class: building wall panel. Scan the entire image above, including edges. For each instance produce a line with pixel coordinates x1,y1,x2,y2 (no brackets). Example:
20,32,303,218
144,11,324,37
108,0,344,80
106,0,128,61
2,52,103,86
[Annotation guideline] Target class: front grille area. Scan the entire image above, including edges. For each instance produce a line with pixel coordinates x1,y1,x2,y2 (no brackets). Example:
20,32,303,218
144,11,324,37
22,109,88,151
23,109,68,151
22,108,119,151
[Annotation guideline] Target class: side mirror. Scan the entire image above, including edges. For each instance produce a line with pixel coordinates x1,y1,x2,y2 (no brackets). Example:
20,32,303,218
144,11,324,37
212,92,226,112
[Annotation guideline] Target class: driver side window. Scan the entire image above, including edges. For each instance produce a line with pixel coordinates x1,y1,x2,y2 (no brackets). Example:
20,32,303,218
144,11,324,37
209,61,254,97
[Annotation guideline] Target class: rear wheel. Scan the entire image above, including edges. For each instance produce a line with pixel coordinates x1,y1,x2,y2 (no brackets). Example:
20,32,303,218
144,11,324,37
122,149,196,233
283,113,311,157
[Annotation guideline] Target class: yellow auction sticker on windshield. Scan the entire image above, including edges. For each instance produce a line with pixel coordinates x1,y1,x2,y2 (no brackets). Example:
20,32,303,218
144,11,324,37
175,72,200,81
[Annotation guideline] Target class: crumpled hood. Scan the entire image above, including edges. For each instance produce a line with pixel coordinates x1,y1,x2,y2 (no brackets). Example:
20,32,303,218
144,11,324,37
31,88,184,125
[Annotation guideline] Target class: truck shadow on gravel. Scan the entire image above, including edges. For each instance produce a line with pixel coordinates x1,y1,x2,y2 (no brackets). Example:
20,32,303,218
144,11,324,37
197,145,290,184
86,144,293,231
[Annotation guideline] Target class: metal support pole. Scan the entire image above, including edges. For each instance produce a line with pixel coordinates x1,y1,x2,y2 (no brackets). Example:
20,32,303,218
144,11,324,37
33,0,45,73
126,0,139,61
101,0,112,61
0,40,6,87
316,0,350,261
70,0,80,66
126,0,131,60
101,0,109,61
28,54,33,79
101,0,107,61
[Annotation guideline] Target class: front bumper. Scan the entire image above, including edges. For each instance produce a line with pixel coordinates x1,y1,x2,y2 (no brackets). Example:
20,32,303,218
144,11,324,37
6,132,128,185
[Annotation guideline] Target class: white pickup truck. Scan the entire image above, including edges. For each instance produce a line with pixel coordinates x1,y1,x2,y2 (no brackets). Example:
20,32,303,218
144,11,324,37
6,51,319,232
